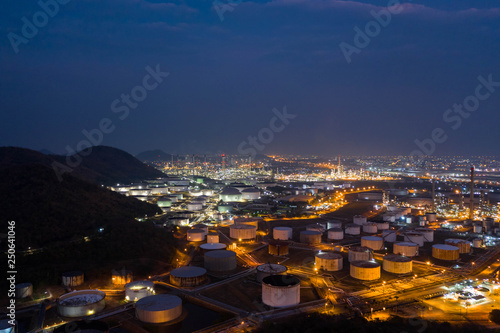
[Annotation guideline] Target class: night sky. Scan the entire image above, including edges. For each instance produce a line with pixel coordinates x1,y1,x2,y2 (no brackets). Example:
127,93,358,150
1,0,499,156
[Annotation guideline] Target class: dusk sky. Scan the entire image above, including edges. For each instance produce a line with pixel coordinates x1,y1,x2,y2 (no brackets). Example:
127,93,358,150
1,0,499,157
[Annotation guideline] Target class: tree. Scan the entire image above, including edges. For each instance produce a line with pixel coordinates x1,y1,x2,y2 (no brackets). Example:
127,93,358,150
489,309,500,324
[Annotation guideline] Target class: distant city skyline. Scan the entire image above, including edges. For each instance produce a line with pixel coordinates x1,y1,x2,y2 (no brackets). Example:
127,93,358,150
1,0,499,156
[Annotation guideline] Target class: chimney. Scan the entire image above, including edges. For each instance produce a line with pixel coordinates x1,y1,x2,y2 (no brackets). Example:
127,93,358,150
469,167,474,221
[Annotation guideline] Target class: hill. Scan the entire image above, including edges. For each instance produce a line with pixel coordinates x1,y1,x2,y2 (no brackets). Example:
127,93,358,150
135,149,173,162
0,146,165,185
0,164,162,249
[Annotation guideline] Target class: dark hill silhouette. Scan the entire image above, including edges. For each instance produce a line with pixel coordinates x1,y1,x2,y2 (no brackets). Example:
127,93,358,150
0,146,165,185
135,149,173,162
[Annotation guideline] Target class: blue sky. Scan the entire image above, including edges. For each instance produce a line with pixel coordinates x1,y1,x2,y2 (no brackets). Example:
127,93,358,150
1,0,499,156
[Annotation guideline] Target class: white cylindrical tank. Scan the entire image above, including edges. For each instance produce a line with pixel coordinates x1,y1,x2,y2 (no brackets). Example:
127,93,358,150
273,227,293,240
234,217,260,229
404,232,424,247
393,242,419,257
415,228,434,242
200,243,227,251
187,229,206,242
135,294,182,324
383,213,396,222
362,223,378,234
472,238,483,248
125,281,155,302
230,225,257,240
306,224,326,233
350,261,380,281
315,252,343,272
256,263,288,283
202,189,214,196
170,266,207,287
348,246,373,262
262,275,300,307
426,212,437,222
299,230,322,244
383,254,412,274
445,239,471,254
327,228,344,240
382,230,397,242
327,220,342,229
15,283,33,299
206,232,219,243
353,215,367,225
432,244,459,260
62,271,84,287
111,269,133,286
376,222,390,231
473,225,483,233
361,236,384,251
57,290,106,317
204,250,237,271
345,224,360,235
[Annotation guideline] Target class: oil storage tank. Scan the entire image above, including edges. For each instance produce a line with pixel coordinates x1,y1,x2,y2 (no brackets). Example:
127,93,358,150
273,227,293,240
345,224,360,235
62,271,84,287
192,223,209,235
473,238,483,248
125,281,155,302
426,212,437,222
350,261,380,281
382,230,397,242
268,239,289,256
136,294,182,324
415,228,434,242
393,242,419,257
230,224,257,240
170,266,207,287
353,215,367,225
262,275,300,307
432,244,459,260
348,246,373,262
363,222,380,233
445,239,471,254
57,290,106,317
204,250,237,271
327,228,344,240
383,255,412,274
111,269,133,286
315,252,343,271
15,283,33,299
361,236,384,251
187,229,206,242
306,223,326,233
234,217,261,229
256,263,287,283
206,232,219,243
377,222,390,231
404,232,424,247
200,243,227,252
299,230,322,244
327,220,342,229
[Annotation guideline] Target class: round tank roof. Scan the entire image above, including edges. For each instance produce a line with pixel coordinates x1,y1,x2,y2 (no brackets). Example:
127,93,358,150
383,254,412,262
62,271,83,277
231,224,257,230
187,229,205,234
395,242,418,247
445,238,470,244
16,282,32,288
262,274,300,287
362,236,383,241
136,294,182,311
433,244,459,250
328,228,343,232
221,187,241,195
204,250,236,258
170,266,207,278
301,230,322,235
349,246,371,252
316,252,342,260
274,226,292,230
268,239,289,246
200,243,227,250
350,260,380,268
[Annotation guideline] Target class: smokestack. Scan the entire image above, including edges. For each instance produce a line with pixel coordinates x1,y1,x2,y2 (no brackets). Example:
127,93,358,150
459,189,464,210
469,167,475,221
431,180,435,211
